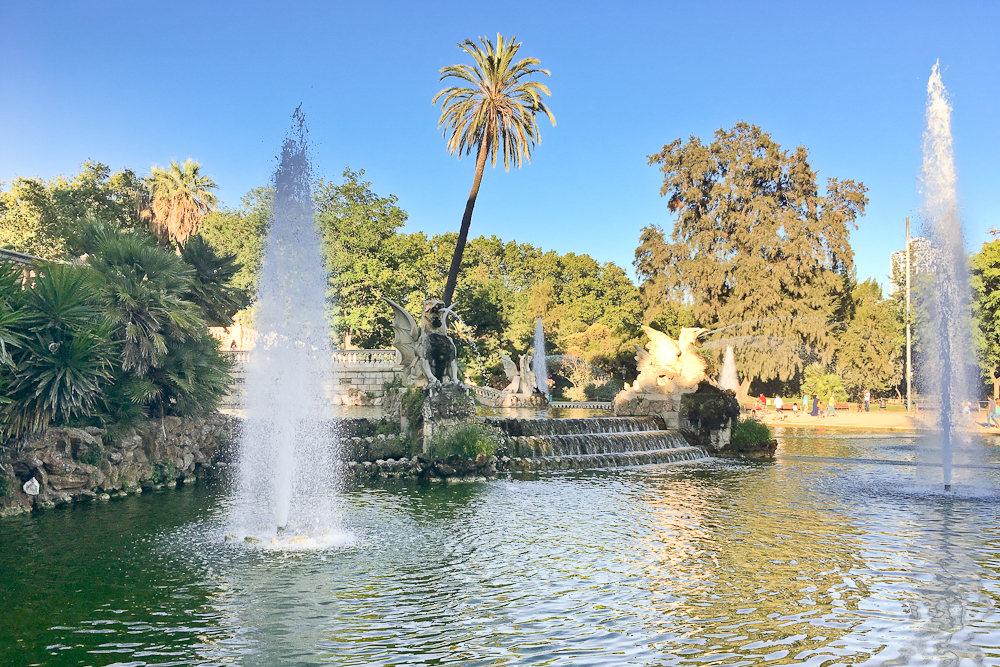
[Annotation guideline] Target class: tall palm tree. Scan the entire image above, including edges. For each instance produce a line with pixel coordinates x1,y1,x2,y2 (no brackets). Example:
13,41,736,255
145,159,219,245
433,34,555,306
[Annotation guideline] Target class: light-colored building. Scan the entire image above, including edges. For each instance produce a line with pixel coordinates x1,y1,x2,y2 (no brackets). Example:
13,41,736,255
889,236,936,295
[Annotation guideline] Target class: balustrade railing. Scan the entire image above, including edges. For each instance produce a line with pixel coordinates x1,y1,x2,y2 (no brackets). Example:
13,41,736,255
223,349,400,367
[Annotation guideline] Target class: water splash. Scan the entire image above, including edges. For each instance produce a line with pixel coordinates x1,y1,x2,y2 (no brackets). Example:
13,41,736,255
719,345,739,392
533,317,549,395
229,108,342,539
919,62,973,490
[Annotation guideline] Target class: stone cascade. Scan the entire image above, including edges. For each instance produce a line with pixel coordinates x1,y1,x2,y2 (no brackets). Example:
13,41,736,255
488,416,662,437
487,416,708,472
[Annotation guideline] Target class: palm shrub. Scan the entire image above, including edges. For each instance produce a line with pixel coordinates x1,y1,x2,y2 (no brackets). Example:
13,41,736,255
1,264,115,438
180,234,247,326
147,329,232,417
87,227,201,377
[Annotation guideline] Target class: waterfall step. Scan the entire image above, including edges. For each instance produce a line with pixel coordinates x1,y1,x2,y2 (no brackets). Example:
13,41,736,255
506,430,693,458
505,446,707,472
486,416,665,437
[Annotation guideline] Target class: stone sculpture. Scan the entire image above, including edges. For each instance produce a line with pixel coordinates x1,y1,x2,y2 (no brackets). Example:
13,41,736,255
614,325,712,427
630,326,710,393
500,352,540,396
384,298,460,386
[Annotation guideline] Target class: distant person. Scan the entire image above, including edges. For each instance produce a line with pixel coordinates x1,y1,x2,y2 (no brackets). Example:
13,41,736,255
864,389,871,412
810,396,820,417
792,403,800,417
988,397,997,428
774,395,785,420
759,393,767,413
230,340,237,351
828,392,837,417
803,393,809,411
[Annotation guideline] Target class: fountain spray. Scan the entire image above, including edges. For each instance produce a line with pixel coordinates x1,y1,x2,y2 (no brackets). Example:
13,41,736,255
533,318,549,395
230,108,341,538
919,62,971,492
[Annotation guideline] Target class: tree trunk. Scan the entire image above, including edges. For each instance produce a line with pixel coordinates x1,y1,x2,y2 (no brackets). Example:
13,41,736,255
442,139,490,307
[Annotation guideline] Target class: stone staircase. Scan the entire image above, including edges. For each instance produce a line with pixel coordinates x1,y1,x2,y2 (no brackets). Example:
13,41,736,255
486,416,708,472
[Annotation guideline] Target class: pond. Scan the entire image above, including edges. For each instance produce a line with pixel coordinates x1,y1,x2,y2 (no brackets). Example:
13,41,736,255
3,429,1000,665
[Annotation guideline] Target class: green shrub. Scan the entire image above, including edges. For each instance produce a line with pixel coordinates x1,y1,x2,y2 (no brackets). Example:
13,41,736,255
80,444,105,467
0,475,13,498
401,388,424,425
427,423,498,460
730,417,774,448
681,383,740,431
374,420,400,437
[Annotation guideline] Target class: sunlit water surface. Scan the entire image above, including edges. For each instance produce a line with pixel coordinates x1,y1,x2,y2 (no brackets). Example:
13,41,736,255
4,429,1000,666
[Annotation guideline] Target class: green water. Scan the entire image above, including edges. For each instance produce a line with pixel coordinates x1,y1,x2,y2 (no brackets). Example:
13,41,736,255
3,430,1000,665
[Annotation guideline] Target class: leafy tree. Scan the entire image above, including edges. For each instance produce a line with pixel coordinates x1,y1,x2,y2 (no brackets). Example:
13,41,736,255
433,33,555,305
314,168,417,347
199,187,272,297
0,161,147,259
971,238,1000,398
638,122,867,385
836,279,903,399
146,159,219,245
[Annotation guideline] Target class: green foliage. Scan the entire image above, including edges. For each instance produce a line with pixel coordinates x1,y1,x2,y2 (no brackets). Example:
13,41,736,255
801,364,848,402
314,168,414,346
681,383,740,431
427,423,498,460
0,475,13,498
836,279,903,399
374,420,401,437
146,159,218,246
0,264,115,438
180,235,247,326
87,227,200,377
0,161,148,260
401,388,425,426
971,238,1000,397
199,187,272,298
79,443,105,467
730,417,774,449
638,122,867,385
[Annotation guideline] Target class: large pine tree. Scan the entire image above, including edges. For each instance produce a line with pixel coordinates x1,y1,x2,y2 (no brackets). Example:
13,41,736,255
636,123,867,384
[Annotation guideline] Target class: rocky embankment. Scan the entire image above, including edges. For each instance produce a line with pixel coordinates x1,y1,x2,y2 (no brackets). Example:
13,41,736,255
0,414,237,517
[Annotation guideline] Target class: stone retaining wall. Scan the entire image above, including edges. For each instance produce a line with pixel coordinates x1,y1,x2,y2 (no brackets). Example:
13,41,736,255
0,414,238,517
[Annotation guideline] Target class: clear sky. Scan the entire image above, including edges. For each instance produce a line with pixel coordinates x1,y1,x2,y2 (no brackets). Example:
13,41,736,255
1,0,997,290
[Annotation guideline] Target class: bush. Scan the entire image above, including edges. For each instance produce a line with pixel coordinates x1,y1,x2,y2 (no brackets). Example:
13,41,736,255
427,423,498,460
731,417,774,448
681,382,740,431
401,388,424,425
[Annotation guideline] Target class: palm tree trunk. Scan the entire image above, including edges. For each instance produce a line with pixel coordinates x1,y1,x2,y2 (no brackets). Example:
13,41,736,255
442,139,490,306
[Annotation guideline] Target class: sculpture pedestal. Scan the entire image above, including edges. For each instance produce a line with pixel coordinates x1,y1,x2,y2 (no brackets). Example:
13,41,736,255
421,384,475,452
613,390,686,428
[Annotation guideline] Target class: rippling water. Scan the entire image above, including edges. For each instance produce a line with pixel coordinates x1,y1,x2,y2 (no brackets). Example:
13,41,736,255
3,430,1000,665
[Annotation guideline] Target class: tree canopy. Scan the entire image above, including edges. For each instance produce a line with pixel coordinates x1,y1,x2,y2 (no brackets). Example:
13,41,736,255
835,279,903,399
638,122,868,385
146,159,219,245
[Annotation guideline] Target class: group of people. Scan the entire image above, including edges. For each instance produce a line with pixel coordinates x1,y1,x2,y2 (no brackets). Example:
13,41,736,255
755,389,874,419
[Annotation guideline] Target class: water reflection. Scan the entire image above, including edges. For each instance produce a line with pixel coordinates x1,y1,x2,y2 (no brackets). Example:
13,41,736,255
3,431,1000,665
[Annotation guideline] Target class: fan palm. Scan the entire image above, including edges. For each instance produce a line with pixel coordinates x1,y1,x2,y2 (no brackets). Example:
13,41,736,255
145,159,219,245
433,34,555,305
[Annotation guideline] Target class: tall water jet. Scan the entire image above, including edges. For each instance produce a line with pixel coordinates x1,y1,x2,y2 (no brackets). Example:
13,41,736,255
719,345,739,393
230,108,340,537
918,62,972,491
533,317,549,395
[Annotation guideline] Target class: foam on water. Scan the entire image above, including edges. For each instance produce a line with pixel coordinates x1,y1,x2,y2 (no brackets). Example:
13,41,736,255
227,108,344,544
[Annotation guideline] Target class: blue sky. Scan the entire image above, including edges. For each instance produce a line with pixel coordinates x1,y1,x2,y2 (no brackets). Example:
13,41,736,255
1,0,997,290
